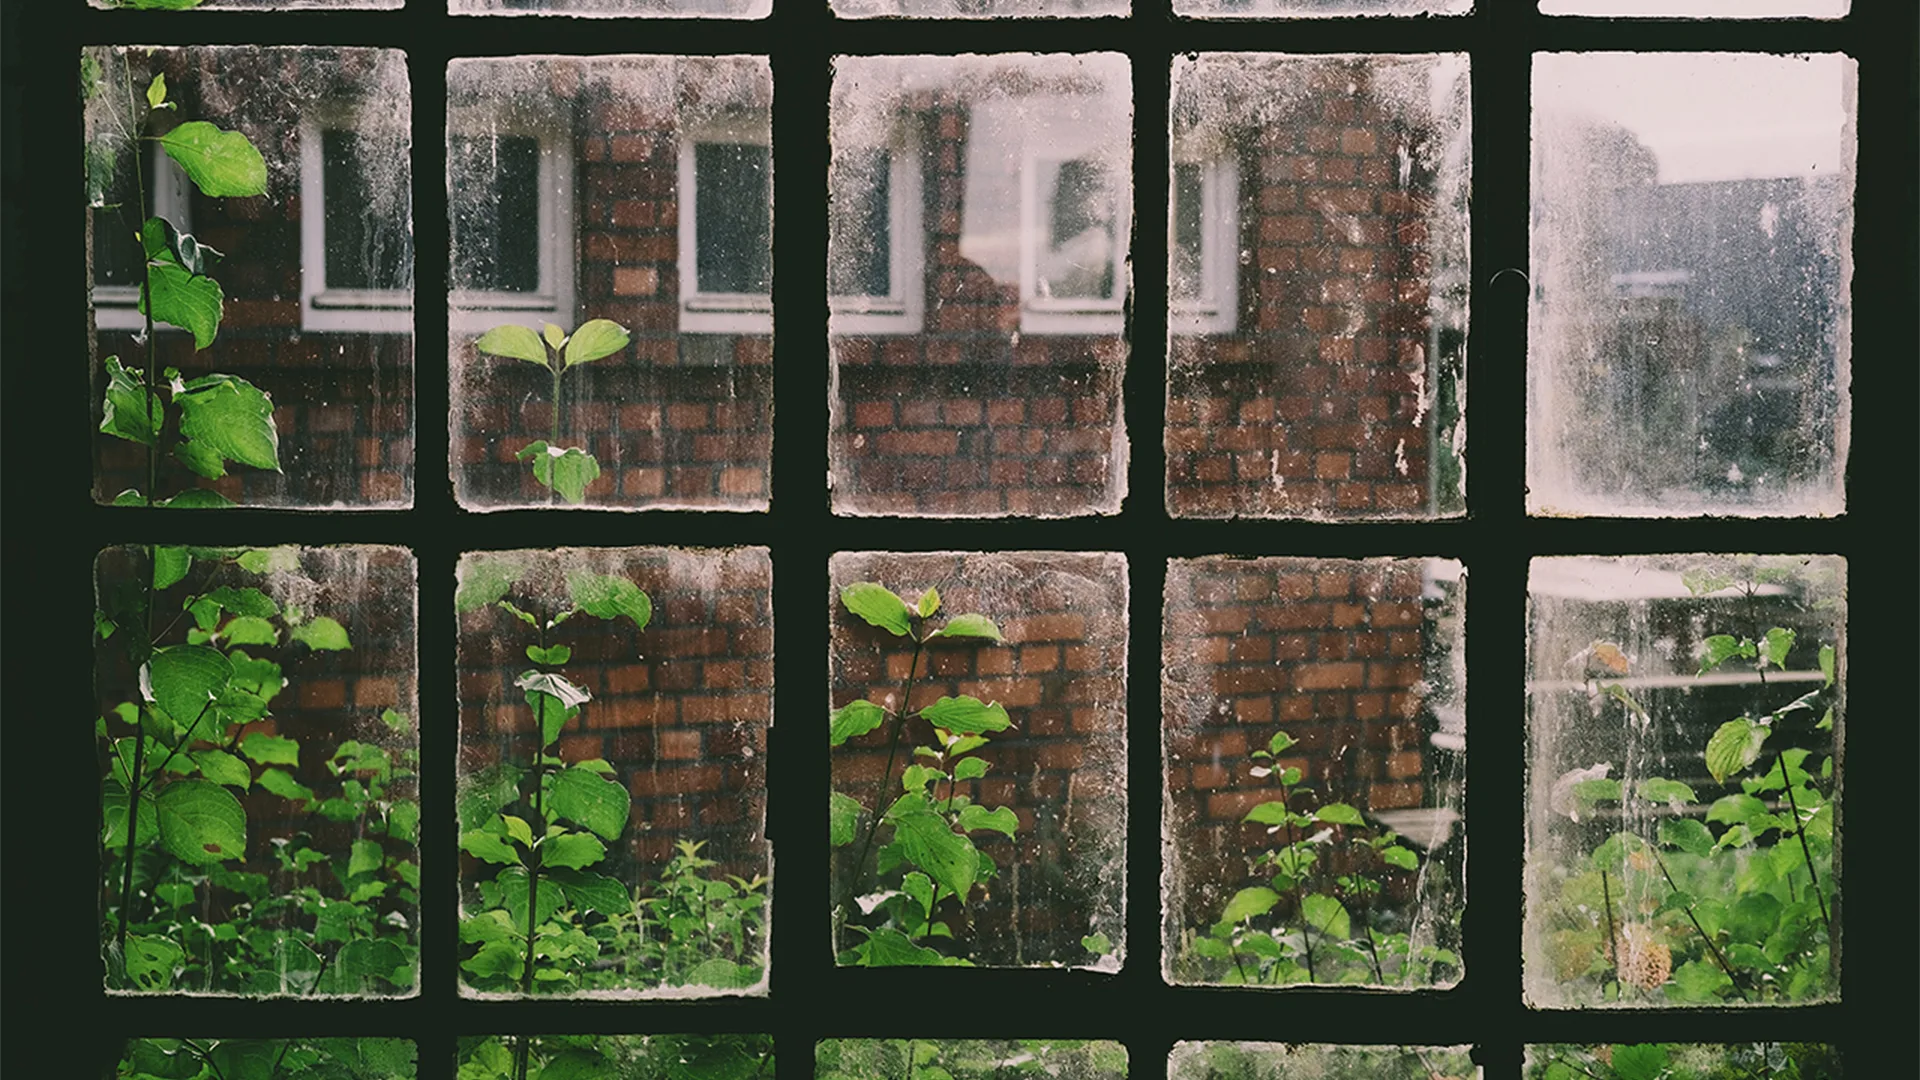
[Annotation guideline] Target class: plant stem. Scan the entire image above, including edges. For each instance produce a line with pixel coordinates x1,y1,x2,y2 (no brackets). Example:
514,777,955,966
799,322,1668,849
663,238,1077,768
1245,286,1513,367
514,1034,532,1080
141,696,217,784
1277,780,1317,983
116,721,150,963
1598,868,1620,995
547,359,563,504
522,688,549,996
1773,751,1833,937
1649,850,1749,1003
842,635,925,916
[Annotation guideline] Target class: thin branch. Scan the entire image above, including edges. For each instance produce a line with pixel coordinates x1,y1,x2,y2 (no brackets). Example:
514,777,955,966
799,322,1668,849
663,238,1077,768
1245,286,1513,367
1773,752,1833,937
841,635,925,917
1650,849,1749,1003
1598,868,1621,996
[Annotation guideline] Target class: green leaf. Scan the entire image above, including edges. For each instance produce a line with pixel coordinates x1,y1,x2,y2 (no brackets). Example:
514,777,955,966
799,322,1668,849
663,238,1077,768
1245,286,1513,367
548,868,632,917
456,553,527,612
1819,643,1835,687
1082,932,1112,955
155,779,246,864
175,372,280,470
1636,777,1697,807
1243,802,1292,826
852,927,953,966
123,934,185,991
388,800,420,843
841,582,912,636
1705,717,1770,784
476,323,551,367
349,838,385,877
561,318,630,367
830,790,862,847
146,72,168,109
539,831,607,871
543,322,566,350
682,957,762,989
1609,1045,1670,1080
885,795,977,901
203,585,278,618
901,763,941,793
221,616,278,646
565,571,652,629
958,804,1017,837
542,1052,621,1080
192,749,250,790
1658,818,1715,857
1761,626,1796,670
526,644,572,665
502,814,534,847
236,547,300,575
290,616,351,651
101,356,162,446
1380,846,1418,870
953,757,988,781
240,732,299,766
460,828,522,867
1221,886,1280,923
151,545,191,591
460,763,526,831
830,699,888,747
1697,634,1755,675
1816,706,1834,731
1300,893,1351,941
546,766,631,841
382,707,412,735
462,940,524,980
102,786,159,849
1313,802,1366,826
143,215,220,279
931,613,1003,642
917,586,941,617
140,261,223,348
1706,793,1770,828
918,695,1011,735
159,120,269,198
1268,731,1297,755
520,442,601,504
147,644,232,730
256,767,314,804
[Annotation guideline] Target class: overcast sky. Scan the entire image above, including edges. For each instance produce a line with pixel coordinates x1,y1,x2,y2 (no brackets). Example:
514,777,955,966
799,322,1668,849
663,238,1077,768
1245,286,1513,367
1535,52,1852,185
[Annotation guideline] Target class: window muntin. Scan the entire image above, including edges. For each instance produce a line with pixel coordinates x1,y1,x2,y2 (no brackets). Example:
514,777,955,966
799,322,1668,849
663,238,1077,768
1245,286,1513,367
679,118,774,333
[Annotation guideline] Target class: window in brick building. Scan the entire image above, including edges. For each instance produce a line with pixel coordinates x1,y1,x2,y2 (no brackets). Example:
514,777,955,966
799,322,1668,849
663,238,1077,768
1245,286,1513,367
1166,53,1469,520
455,547,771,997
449,55,773,511
95,545,419,996
1524,555,1843,1007
818,1040,1127,1079
1539,1,1848,16
459,1034,774,1077
1526,1043,1842,1078
1529,52,1854,517
447,84,576,334
1172,0,1471,18
85,45,415,509
1171,1043,1476,1080
829,551,1128,969
828,125,925,334
1162,557,1465,989
450,0,772,16
827,54,1131,517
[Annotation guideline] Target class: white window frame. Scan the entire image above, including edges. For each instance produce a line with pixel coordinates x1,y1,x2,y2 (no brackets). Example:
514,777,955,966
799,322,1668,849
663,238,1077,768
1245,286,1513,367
1020,150,1130,335
446,102,576,336
93,145,193,333
300,107,413,333
678,114,774,334
1168,152,1240,335
828,131,925,336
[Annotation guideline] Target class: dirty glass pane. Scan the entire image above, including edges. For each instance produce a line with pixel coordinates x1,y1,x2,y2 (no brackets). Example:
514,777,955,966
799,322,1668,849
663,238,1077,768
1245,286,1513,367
1168,54,1469,519
90,0,400,7
1529,53,1855,517
455,547,771,997
1171,1043,1478,1080
449,56,773,511
451,0,771,16
828,54,1131,517
820,1041,1127,1079
1174,1,1472,18
95,545,419,996
1163,557,1465,988
84,47,413,508
459,1035,774,1077
1526,1044,1841,1079
1540,1,1848,16
1525,555,1843,1007
833,0,1128,17
829,552,1127,968
112,1039,416,1078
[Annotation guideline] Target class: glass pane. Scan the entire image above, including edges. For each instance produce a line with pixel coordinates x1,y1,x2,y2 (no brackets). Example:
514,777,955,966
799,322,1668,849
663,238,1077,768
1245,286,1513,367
833,0,1127,15
1525,555,1843,1007
1168,53,1470,519
1527,1044,1841,1079
449,55,774,511
829,552,1128,968
461,1035,775,1076
829,148,893,299
1529,53,1855,517
820,1041,1126,1079
1174,0,1471,17
1540,0,1848,15
828,54,1131,517
95,545,419,996
114,1040,416,1077
1172,1044,1478,1079
1163,557,1466,988
84,47,414,508
451,0,772,16
90,0,400,7
456,547,771,997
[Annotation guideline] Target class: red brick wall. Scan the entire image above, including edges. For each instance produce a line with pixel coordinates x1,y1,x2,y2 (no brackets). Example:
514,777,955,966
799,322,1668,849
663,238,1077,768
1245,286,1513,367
829,551,1128,966
456,547,772,885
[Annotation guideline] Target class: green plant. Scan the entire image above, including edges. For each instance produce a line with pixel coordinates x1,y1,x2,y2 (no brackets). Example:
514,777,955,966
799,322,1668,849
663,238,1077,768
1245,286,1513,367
454,555,651,1003
473,319,631,504
1183,729,1457,986
113,1037,415,1080
624,838,767,989
1533,565,1838,1005
1169,1043,1475,1080
86,53,279,508
97,545,418,995
828,582,1014,966
1526,1043,1840,1080
818,1039,1127,1080
458,1034,773,1080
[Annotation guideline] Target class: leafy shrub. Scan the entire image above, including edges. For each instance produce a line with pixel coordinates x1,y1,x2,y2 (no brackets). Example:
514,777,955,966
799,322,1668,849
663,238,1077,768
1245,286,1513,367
818,1040,1125,1080
473,319,631,504
458,1034,772,1080
1526,1043,1840,1080
113,1037,414,1080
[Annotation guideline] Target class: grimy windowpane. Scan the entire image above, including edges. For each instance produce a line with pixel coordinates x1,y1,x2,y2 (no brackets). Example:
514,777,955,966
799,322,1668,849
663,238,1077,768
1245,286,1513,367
456,548,771,998
819,1041,1127,1079
449,56,773,511
829,54,1131,517
112,1040,416,1078
1167,54,1469,519
461,1035,775,1077
451,0,771,16
832,0,1128,17
89,0,400,7
95,545,419,996
1173,0,1470,18
1529,54,1855,517
85,47,413,508
1526,1044,1842,1079
1163,557,1465,988
1524,556,1843,1007
1170,1043,1477,1080
830,552,1127,968
1540,1,1848,16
